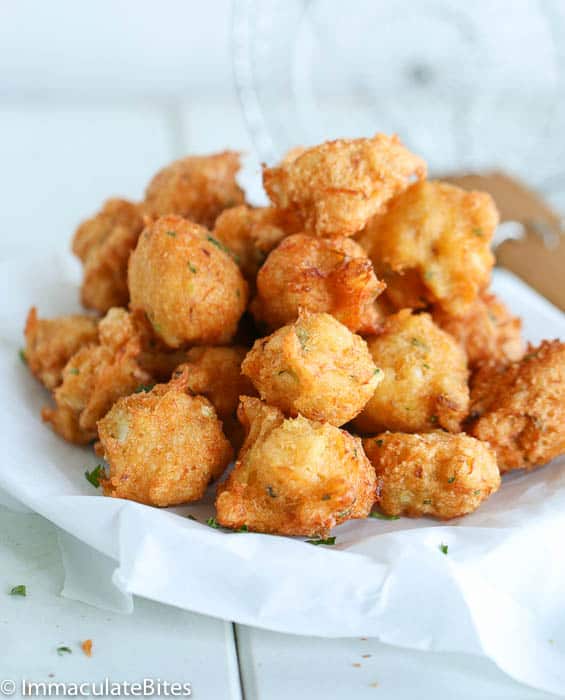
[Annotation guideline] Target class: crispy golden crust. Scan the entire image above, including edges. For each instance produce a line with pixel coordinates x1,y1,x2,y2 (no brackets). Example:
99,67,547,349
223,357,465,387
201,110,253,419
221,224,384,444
98,381,233,507
128,215,248,348
143,151,244,228
432,292,524,369
358,180,498,314
24,307,99,390
363,431,500,520
216,397,376,536
468,341,565,472
352,310,469,434
250,234,385,334
42,309,152,444
263,134,426,238
72,199,144,313
242,312,381,427
212,205,302,284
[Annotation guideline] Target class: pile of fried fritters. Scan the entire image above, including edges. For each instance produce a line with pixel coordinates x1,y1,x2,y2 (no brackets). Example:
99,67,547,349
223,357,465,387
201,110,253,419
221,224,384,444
23,134,565,538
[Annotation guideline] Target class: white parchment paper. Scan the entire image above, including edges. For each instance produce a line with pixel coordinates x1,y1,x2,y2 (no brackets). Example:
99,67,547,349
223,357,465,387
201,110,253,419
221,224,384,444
2,253,565,695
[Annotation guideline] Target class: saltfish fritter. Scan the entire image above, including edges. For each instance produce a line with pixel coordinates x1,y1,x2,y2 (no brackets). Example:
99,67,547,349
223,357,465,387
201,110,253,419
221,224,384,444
250,233,385,334
144,151,244,229
364,431,500,520
72,198,144,313
216,397,376,536
263,134,427,238
42,308,152,444
128,215,248,348
432,291,524,370
242,312,381,427
24,307,98,390
358,180,498,314
99,370,233,507
468,340,565,472
353,310,469,434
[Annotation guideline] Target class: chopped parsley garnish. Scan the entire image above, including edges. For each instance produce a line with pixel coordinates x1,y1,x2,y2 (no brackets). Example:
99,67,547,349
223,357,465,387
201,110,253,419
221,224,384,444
369,511,400,520
472,227,484,237
424,269,435,281
374,367,382,376
473,489,481,496
321,494,331,501
57,646,72,656
69,368,80,375
236,525,249,533
306,536,336,546
447,476,456,484
166,230,177,237
266,486,277,498
439,543,449,555
206,517,220,528
206,235,238,261
19,348,27,364
187,514,198,521
134,383,155,393
10,585,26,596
411,337,429,351
429,415,439,425
374,439,384,447
85,465,104,488
296,327,309,350
423,363,431,370
187,262,197,273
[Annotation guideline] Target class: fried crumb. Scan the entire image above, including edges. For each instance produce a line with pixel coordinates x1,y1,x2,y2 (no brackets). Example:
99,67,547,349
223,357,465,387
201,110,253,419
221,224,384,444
352,663,362,668
81,639,93,657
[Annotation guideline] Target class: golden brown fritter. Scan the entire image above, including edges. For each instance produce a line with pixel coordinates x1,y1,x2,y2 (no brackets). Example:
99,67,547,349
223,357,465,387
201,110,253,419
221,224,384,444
143,151,244,228
212,205,302,283
72,198,144,313
358,180,498,314
363,431,500,520
242,312,381,427
24,307,98,390
468,340,565,472
128,215,248,348
42,309,152,444
216,397,376,536
432,292,524,369
263,134,427,237
98,375,233,507
250,234,385,334
352,310,469,434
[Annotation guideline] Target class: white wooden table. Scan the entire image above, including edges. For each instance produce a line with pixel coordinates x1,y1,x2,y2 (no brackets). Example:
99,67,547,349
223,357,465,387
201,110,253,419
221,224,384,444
0,93,561,699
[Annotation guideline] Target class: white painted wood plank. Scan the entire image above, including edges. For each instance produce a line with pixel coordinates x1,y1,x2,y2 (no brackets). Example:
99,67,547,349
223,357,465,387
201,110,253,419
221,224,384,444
0,506,242,699
0,103,176,261
235,626,558,700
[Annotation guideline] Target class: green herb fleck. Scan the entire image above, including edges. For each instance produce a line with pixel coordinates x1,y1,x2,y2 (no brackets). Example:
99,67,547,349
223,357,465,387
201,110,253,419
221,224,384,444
472,227,484,238
187,514,198,521
373,367,382,376
206,517,220,529
10,585,26,596
187,262,197,273
423,363,431,370
134,383,155,393
429,415,439,425
166,230,177,237
447,476,456,484
69,368,80,376
439,543,449,555
207,235,238,261
369,511,400,521
411,337,429,351
236,525,249,533
57,646,72,656
424,269,435,281
85,465,104,488
19,348,27,364
374,438,384,447
236,289,241,298
266,486,277,498
321,494,331,501
524,352,539,361
306,536,336,546
473,489,481,496
296,327,309,350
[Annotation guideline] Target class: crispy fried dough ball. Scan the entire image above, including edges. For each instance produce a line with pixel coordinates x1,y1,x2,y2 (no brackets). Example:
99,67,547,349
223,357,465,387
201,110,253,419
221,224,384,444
42,309,152,444
250,234,385,334
212,205,302,283
263,134,426,237
128,215,248,348
98,376,233,507
72,198,144,313
216,397,376,536
353,310,469,434
24,307,98,390
363,431,500,520
468,341,565,473
432,292,524,369
358,181,498,314
144,151,244,228
242,312,381,427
